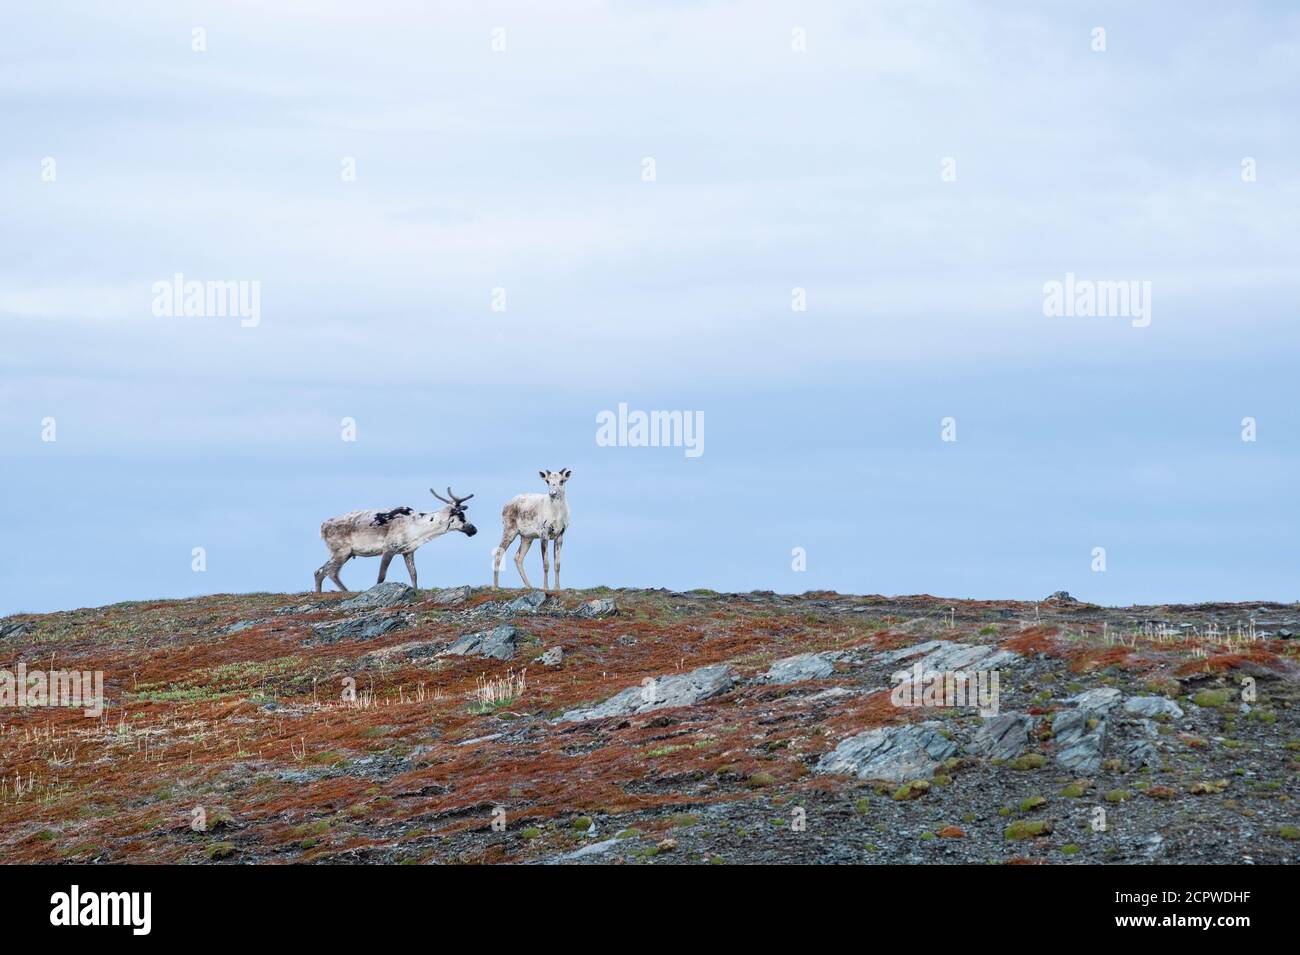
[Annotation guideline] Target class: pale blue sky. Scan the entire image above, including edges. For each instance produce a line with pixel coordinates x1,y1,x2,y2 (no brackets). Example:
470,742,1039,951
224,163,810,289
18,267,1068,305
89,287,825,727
2,1,1298,614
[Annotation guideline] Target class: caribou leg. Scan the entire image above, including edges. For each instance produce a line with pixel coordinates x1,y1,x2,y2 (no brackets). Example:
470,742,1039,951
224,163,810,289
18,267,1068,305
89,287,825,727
553,534,563,592
539,539,550,591
377,553,394,584
328,556,351,592
514,537,535,590
493,528,517,590
403,553,418,590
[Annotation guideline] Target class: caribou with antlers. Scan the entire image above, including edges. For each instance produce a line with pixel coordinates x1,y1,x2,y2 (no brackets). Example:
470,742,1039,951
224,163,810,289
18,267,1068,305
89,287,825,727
314,487,477,593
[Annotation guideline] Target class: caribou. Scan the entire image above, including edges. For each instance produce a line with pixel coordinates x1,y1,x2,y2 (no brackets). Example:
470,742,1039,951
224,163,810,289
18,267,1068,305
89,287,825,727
314,487,477,593
493,469,571,591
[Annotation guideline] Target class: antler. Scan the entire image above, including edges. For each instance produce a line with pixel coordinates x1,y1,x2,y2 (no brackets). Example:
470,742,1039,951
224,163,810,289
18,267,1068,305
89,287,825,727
430,487,474,506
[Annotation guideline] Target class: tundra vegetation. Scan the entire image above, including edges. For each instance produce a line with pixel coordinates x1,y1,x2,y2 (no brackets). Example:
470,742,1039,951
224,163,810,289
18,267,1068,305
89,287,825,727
0,588,1296,864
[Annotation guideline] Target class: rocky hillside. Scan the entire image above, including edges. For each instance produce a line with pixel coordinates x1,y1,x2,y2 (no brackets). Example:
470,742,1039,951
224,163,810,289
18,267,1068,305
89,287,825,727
2,586,1297,864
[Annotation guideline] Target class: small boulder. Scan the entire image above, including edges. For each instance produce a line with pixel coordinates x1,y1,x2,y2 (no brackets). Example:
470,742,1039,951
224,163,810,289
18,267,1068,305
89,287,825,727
540,646,564,666
1122,696,1184,719
431,585,472,606
309,613,405,644
505,591,548,615
441,624,518,661
557,664,736,722
1112,736,1160,769
572,598,618,619
815,724,958,783
968,712,1032,761
1063,687,1123,712
340,582,416,610
1044,591,1078,603
1052,708,1107,773
551,838,620,863
0,620,32,640
760,652,835,684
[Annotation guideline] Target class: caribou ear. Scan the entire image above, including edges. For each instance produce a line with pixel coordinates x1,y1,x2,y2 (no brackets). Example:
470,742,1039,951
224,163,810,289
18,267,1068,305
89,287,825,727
561,469,571,481
539,469,548,480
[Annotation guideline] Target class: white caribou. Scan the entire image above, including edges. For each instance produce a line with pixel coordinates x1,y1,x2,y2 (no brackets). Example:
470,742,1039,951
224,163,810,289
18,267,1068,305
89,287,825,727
493,469,571,591
314,487,477,593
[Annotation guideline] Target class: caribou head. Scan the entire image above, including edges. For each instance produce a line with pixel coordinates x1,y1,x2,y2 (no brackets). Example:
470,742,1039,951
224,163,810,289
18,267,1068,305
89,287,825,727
430,487,478,536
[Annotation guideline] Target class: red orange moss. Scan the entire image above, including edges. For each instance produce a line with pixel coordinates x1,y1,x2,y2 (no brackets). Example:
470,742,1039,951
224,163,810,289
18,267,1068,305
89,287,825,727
1002,626,1059,656
1067,645,1134,674
1173,645,1283,677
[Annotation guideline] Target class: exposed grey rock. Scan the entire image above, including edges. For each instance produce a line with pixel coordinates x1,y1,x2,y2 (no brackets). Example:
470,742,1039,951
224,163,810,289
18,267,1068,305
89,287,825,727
506,589,548,613
550,837,620,862
873,641,946,665
0,620,32,640
1055,696,1170,779
441,624,518,661
557,664,736,722
309,613,406,644
1052,708,1107,772
1142,832,1165,860
273,602,330,616
221,620,258,635
364,639,443,663
468,590,554,620
431,585,472,606
540,646,564,666
1044,591,1078,603
875,640,948,665
968,712,1031,761
1128,718,1159,737
572,598,618,619
877,639,1021,674
802,687,856,704
505,591,548,615
1064,687,1123,712
340,582,416,610
816,724,959,783
761,652,835,684
1123,696,1184,719
276,770,319,785
1113,736,1160,768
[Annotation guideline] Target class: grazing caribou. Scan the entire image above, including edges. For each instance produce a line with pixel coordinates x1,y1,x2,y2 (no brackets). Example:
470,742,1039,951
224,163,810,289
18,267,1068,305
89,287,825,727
493,469,571,591
314,487,477,593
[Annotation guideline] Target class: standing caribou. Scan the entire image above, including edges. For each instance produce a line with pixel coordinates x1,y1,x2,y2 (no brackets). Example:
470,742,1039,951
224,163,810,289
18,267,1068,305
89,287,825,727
314,487,477,593
493,469,571,591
